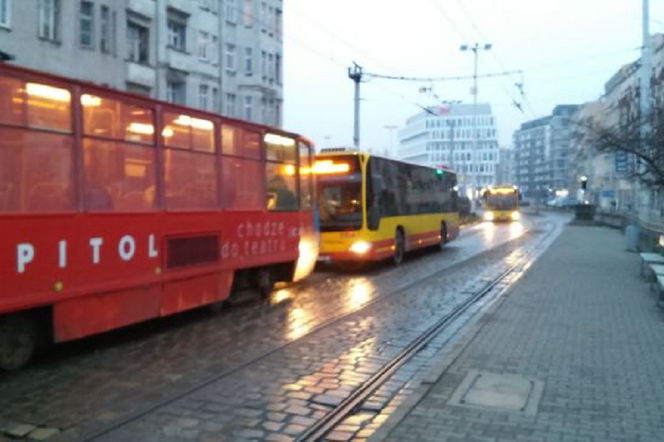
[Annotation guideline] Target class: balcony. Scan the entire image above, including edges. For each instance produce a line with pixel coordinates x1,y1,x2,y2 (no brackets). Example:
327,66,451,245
127,0,155,18
125,62,156,88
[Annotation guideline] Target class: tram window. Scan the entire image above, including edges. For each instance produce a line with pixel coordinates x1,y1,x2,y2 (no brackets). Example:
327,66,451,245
221,126,261,159
265,135,296,163
164,149,218,210
266,162,298,211
191,119,215,153
0,128,74,213
162,112,192,149
25,82,72,133
221,125,237,155
0,76,24,126
222,157,264,210
124,105,154,144
82,94,154,144
83,139,156,212
162,112,214,152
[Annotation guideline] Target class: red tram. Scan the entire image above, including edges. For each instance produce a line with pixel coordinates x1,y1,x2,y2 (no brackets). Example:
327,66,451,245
0,63,319,369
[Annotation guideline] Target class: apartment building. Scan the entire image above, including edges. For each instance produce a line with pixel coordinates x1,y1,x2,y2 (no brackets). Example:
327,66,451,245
0,0,283,126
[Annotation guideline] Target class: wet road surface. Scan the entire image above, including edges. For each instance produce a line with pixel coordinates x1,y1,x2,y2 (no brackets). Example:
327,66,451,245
0,212,569,441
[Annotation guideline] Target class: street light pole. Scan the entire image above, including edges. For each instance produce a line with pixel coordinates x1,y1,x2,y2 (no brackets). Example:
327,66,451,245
460,43,492,204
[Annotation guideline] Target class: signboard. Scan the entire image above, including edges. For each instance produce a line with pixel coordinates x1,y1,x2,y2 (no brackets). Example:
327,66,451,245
601,190,616,198
615,151,628,174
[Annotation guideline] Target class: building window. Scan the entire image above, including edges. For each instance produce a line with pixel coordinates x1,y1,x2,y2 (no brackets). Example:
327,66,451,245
212,87,219,112
167,14,187,51
127,21,149,64
79,1,94,49
268,53,274,83
211,35,218,64
261,51,266,80
225,44,235,72
243,0,252,26
225,0,236,24
244,96,253,120
275,8,282,38
38,0,60,41
199,84,208,110
275,53,281,84
225,93,236,117
198,31,209,61
0,0,11,28
100,6,113,53
244,47,253,75
167,81,186,105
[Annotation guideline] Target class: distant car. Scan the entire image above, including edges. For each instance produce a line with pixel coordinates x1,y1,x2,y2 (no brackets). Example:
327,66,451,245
560,197,579,208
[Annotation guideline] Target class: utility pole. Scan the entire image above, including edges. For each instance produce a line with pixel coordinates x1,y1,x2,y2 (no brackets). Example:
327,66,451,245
640,0,652,214
461,43,492,202
348,63,363,147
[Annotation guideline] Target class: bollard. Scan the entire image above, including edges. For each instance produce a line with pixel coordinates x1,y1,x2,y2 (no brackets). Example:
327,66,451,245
625,225,639,252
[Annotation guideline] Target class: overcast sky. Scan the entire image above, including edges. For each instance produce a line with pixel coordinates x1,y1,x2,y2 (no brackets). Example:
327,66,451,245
281,0,664,153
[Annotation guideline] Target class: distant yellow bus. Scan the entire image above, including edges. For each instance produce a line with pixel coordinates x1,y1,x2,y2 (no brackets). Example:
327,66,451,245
482,185,521,222
314,150,459,266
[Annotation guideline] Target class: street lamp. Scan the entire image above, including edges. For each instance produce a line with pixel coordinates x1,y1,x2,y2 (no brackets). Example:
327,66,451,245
460,43,492,206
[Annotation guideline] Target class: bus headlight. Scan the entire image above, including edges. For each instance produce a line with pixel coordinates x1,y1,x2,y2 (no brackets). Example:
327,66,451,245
349,241,372,255
511,211,521,221
483,211,494,221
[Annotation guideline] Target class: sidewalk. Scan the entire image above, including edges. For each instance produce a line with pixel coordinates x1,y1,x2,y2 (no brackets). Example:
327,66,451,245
373,225,664,441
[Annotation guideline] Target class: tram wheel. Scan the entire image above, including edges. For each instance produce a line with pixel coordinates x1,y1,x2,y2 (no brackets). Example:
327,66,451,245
257,268,275,298
438,222,448,250
0,313,38,371
393,229,405,265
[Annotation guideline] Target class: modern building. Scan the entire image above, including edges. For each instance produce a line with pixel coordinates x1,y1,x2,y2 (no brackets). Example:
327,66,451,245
495,147,515,185
0,0,283,126
397,103,500,193
513,105,579,202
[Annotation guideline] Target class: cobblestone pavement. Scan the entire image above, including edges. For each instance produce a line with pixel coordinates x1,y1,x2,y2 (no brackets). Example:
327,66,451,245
0,213,563,441
378,225,664,442
79,217,562,441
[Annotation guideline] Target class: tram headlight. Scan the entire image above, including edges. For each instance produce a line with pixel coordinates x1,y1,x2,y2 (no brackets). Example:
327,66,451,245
511,211,521,221
349,241,372,255
483,211,494,221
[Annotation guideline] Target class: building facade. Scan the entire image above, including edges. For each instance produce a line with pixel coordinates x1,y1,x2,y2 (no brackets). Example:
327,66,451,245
0,0,283,126
397,103,500,193
495,147,515,185
513,105,579,201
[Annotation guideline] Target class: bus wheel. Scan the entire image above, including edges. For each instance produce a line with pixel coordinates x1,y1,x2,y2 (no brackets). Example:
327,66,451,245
256,268,275,298
438,223,448,250
0,313,38,371
393,229,405,265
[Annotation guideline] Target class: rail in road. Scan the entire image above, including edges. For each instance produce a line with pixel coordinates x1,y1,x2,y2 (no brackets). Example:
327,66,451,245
0,214,568,441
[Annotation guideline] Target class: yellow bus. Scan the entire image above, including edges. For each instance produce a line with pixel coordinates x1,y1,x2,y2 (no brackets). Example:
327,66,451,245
314,150,459,266
482,185,521,222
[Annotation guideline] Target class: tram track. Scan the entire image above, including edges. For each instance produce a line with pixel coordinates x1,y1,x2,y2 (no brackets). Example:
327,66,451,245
297,217,561,441
72,217,559,442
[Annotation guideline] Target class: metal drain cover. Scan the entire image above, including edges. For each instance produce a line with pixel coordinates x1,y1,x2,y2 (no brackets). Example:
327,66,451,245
449,370,544,415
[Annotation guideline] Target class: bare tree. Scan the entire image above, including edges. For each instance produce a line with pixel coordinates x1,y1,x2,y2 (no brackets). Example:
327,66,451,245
581,106,664,190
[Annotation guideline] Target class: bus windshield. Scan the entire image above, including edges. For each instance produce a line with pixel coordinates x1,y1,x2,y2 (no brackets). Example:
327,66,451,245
317,174,363,232
486,194,518,210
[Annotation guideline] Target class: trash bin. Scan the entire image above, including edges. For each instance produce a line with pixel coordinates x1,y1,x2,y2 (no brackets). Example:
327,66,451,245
625,224,639,252
574,204,596,221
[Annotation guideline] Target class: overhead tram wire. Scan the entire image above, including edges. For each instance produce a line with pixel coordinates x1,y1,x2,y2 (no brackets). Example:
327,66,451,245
428,0,529,117
451,0,536,116
228,3,436,119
